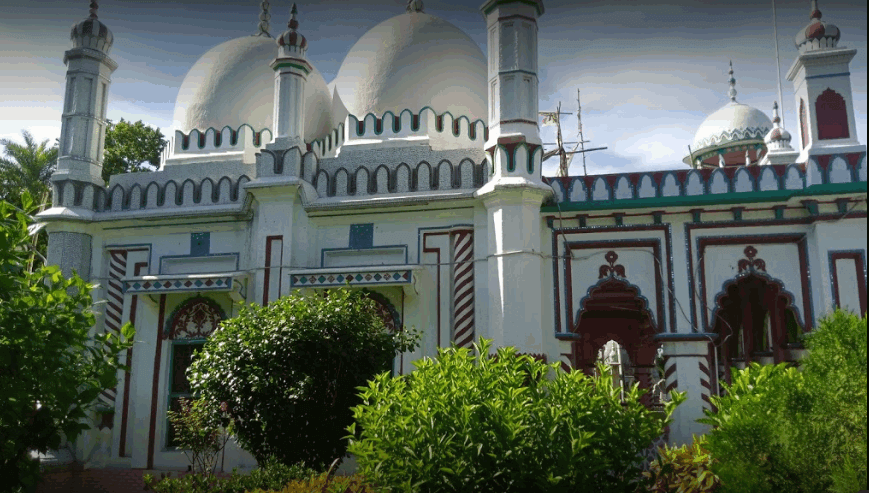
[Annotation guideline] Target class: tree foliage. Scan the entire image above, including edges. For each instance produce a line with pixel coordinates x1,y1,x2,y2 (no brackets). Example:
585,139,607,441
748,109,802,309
188,289,418,469
0,131,56,211
348,338,684,493
701,310,868,493
102,118,166,184
0,194,135,492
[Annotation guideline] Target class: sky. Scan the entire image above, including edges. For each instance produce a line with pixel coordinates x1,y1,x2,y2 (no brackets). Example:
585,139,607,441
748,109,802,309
0,0,865,176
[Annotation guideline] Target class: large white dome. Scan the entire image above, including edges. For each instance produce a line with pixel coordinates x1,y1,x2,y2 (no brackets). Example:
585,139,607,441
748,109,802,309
330,11,487,121
691,102,773,151
172,35,336,141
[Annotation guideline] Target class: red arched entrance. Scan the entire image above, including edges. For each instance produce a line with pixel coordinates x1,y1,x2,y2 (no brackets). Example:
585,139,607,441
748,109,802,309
569,274,659,406
709,268,803,386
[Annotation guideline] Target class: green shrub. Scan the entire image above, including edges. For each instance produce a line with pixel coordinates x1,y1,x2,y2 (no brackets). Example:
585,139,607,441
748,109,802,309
143,459,317,493
348,338,683,493
260,472,379,493
166,397,232,474
188,288,417,469
701,310,868,493
0,195,135,492
643,434,721,492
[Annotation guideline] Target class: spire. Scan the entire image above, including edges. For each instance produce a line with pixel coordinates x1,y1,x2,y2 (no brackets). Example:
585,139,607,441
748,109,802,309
255,0,271,37
89,0,98,19
276,3,308,52
727,61,738,103
406,0,425,13
809,0,821,20
289,3,299,31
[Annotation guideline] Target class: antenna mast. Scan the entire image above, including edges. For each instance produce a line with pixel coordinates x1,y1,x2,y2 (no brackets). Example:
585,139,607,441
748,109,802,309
772,0,785,129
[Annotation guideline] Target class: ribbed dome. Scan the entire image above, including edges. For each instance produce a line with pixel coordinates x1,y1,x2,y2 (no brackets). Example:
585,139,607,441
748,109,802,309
71,2,113,54
330,11,487,121
795,0,840,53
172,35,335,141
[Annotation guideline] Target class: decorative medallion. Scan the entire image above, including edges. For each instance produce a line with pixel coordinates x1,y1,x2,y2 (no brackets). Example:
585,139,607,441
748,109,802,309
599,251,627,279
165,297,225,340
737,245,766,273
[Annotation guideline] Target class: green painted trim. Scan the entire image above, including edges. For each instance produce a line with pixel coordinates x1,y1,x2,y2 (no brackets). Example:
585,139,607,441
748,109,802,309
272,61,311,75
540,181,868,213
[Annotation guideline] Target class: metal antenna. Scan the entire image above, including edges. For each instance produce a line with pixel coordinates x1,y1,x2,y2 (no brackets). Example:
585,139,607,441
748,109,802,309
772,0,785,129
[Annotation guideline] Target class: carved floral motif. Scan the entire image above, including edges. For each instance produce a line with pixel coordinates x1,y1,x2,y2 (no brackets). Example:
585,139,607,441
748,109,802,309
599,251,627,279
737,245,767,273
166,297,225,340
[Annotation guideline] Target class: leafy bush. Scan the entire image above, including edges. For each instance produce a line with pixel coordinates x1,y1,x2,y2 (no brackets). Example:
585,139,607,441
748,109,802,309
0,195,134,492
643,434,721,492
348,338,683,493
167,397,232,474
261,472,379,493
188,288,417,469
143,459,317,493
701,310,868,493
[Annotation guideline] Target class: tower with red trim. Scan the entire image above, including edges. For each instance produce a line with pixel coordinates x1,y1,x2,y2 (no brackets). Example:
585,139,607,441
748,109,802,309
271,4,311,148
787,0,865,163
476,0,553,355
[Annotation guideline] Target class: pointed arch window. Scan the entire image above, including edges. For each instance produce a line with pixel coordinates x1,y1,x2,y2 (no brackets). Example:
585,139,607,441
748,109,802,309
815,89,850,140
165,297,225,447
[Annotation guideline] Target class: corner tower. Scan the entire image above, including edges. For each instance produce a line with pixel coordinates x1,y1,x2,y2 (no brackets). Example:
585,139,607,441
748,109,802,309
476,0,552,355
54,0,116,190
787,0,864,162
44,1,117,281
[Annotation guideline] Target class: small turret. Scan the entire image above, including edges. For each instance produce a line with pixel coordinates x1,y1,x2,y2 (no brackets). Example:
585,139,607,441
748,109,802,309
270,4,312,147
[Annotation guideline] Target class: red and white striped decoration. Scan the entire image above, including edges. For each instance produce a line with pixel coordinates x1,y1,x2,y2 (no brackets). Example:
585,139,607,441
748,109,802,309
452,230,474,348
98,250,127,408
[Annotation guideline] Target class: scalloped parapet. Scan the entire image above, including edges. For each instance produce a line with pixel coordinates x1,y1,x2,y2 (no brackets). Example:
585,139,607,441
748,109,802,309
544,153,866,207
164,124,273,165
50,172,252,214
340,107,488,152
254,142,488,199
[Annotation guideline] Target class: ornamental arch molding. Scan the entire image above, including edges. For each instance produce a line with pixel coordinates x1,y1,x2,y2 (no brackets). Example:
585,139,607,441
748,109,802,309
164,296,226,340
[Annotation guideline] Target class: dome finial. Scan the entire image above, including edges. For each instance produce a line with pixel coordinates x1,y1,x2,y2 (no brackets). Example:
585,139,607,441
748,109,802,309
406,0,425,13
772,101,781,124
255,1,272,37
89,0,98,19
727,61,738,103
810,0,822,20
289,3,299,31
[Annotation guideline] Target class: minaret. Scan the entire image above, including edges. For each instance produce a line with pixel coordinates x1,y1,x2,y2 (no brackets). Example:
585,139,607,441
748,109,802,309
787,0,863,162
44,1,116,281
476,0,552,355
54,0,117,189
760,101,799,165
270,4,311,148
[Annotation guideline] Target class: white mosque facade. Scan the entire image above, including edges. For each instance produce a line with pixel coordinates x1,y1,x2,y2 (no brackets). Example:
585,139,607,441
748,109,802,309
39,0,867,473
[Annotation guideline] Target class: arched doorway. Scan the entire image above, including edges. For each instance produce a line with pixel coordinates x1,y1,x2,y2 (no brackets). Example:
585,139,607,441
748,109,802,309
709,259,803,387
568,254,661,407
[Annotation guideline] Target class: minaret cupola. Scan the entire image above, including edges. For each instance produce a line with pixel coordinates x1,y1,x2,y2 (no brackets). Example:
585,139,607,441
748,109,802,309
795,0,841,53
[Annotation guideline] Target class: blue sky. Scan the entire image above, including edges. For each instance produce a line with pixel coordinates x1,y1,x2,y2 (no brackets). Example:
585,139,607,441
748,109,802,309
1,0,865,176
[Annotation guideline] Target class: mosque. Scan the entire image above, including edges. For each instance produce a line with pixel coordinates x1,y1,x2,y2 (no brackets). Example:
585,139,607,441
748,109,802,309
38,0,866,475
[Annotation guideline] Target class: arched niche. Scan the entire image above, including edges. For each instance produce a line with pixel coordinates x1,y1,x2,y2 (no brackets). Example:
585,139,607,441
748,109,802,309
709,272,803,386
815,89,850,140
569,276,660,406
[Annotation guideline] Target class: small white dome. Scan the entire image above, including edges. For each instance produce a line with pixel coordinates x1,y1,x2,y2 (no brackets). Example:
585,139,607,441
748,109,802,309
692,102,773,151
330,11,487,120
172,35,336,141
